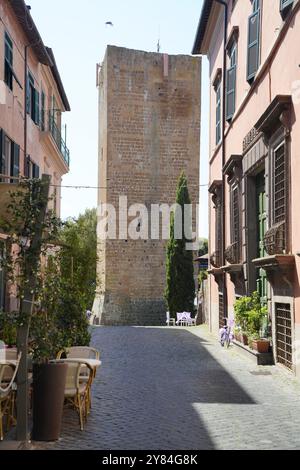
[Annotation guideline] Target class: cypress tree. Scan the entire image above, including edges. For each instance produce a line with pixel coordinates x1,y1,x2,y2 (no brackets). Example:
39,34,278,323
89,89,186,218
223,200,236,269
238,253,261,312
165,172,195,317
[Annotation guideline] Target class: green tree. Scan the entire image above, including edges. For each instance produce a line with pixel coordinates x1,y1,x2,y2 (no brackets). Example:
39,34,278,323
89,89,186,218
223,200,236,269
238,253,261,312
59,208,97,311
198,238,208,257
165,172,195,317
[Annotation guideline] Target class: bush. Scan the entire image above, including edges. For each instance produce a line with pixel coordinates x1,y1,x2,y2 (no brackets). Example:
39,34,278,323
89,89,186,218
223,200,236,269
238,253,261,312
234,292,268,339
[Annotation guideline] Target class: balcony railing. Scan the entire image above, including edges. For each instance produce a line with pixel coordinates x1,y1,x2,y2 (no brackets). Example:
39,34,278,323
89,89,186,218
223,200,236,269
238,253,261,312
224,242,240,265
210,251,222,269
264,221,286,256
47,113,70,167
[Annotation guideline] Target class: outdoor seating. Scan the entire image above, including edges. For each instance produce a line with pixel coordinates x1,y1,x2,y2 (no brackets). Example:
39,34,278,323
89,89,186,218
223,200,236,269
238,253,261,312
0,352,21,441
166,311,175,326
56,347,101,414
62,360,94,431
57,346,100,361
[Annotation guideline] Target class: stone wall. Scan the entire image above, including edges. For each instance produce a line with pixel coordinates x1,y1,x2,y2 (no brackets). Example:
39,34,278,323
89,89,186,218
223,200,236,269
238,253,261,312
93,46,201,325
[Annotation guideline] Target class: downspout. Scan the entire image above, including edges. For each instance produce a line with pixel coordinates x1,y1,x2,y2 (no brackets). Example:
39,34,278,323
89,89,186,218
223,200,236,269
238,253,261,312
215,0,228,319
24,45,28,172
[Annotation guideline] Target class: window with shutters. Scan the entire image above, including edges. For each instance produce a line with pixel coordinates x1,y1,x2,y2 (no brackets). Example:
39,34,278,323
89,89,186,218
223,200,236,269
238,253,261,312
215,79,222,145
4,32,13,91
41,91,46,131
0,130,20,183
230,183,240,248
226,41,237,121
24,155,40,180
280,0,293,19
27,72,40,125
247,0,261,83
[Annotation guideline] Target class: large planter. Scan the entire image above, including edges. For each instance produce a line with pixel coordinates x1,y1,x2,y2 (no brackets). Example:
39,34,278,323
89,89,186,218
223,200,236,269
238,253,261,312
32,362,68,441
252,339,270,354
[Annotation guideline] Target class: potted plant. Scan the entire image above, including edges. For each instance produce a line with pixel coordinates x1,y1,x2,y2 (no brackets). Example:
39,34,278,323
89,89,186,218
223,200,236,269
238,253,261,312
244,292,270,353
30,309,68,442
234,295,252,345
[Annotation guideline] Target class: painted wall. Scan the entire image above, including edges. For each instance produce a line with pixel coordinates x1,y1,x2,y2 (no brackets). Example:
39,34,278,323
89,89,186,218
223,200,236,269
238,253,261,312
206,0,300,376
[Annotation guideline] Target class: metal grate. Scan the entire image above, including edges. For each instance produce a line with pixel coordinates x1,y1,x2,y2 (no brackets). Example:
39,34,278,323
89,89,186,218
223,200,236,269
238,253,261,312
219,292,225,328
275,303,292,370
273,144,286,225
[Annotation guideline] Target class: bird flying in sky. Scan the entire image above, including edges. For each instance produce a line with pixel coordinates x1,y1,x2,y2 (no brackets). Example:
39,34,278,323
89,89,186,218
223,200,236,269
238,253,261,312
105,21,113,27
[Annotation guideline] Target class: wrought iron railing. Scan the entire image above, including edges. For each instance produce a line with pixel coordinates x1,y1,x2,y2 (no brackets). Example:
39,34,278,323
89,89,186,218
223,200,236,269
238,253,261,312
48,112,70,167
210,251,222,269
264,221,285,256
224,242,240,265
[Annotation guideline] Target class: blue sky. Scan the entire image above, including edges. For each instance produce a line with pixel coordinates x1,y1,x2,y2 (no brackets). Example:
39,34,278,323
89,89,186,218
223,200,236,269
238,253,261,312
28,0,209,237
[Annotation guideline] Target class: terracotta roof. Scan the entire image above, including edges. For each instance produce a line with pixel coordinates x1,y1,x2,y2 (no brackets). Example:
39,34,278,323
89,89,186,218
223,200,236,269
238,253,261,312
9,1,70,111
46,48,71,112
9,0,52,66
192,0,214,55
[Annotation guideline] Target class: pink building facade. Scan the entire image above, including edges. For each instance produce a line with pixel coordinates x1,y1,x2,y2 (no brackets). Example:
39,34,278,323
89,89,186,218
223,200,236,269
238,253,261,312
193,0,300,377
0,0,70,311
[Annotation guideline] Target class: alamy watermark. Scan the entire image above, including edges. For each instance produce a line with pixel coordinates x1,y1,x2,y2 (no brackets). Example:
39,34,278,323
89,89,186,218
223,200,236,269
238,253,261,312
97,196,199,251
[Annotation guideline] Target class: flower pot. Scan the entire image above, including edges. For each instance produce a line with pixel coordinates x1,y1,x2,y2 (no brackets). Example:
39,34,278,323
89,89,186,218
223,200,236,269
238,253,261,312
234,332,242,343
252,339,270,354
32,362,68,441
242,334,249,346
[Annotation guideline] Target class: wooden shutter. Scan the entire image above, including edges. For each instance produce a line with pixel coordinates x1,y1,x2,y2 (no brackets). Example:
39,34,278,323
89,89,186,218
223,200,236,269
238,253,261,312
32,163,40,179
10,142,20,181
26,75,31,114
280,0,293,17
34,90,40,125
247,10,260,82
226,66,236,121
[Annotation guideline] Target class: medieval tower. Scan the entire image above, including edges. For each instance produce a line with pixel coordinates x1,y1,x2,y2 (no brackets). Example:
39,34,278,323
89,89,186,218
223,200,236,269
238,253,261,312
93,46,201,325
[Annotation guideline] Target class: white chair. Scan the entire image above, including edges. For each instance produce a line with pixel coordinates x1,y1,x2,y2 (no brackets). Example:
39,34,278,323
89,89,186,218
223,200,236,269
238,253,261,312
166,312,175,326
57,346,100,361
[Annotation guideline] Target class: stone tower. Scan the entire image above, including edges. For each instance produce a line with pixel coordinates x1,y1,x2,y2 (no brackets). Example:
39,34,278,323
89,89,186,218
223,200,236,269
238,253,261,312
93,46,201,325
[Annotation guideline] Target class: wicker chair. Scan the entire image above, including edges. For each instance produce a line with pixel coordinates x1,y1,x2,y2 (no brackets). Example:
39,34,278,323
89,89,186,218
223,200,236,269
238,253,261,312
63,361,93,431
0,352,21,441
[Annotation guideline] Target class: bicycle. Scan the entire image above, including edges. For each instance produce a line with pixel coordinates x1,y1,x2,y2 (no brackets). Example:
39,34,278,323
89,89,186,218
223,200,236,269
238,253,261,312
219,318,233,348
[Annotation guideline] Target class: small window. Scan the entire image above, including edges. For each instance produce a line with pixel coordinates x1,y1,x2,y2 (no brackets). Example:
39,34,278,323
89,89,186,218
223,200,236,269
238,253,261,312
0,130,19,183
215,79,222,145
280,0,293,19
247,0,261,83
24,156,40,179
4,32,13,90
226,41,237,121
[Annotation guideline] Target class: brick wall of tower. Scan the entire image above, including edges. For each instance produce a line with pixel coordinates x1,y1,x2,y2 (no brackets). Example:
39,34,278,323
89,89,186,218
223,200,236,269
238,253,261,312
93,46,201,326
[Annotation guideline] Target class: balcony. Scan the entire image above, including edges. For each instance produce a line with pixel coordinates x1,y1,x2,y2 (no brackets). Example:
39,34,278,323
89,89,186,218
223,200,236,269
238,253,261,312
42,112,70,168
210,251,222,269
224,242,240,265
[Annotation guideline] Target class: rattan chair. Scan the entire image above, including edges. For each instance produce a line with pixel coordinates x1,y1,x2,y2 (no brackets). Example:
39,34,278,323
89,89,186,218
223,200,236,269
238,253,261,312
57,346,100,361
63,361,93,431
0,352,21,441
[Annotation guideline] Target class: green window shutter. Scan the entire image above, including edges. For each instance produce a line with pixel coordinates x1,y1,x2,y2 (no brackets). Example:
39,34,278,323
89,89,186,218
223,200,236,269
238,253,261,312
32,163,40,179
24,156,30,178
247,10,260,82
26,75,31,114
10,142,20,180
226,66,236,121
34,90,40,126
280,0,293,16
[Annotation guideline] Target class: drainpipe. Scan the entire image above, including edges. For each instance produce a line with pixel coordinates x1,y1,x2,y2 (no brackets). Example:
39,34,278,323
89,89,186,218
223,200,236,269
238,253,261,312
24,45,28,171
215,0,228,319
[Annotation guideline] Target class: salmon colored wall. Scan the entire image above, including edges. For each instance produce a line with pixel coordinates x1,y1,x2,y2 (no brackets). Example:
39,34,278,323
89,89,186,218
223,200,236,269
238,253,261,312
0,0,68,216
207,1,300,338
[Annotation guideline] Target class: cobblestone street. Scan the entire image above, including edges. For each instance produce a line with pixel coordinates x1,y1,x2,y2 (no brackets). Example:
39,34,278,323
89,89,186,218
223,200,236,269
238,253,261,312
43,326,300,450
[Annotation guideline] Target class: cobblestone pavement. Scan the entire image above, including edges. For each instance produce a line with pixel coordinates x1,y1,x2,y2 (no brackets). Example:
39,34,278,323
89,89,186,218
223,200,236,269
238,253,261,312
42,326,300,450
